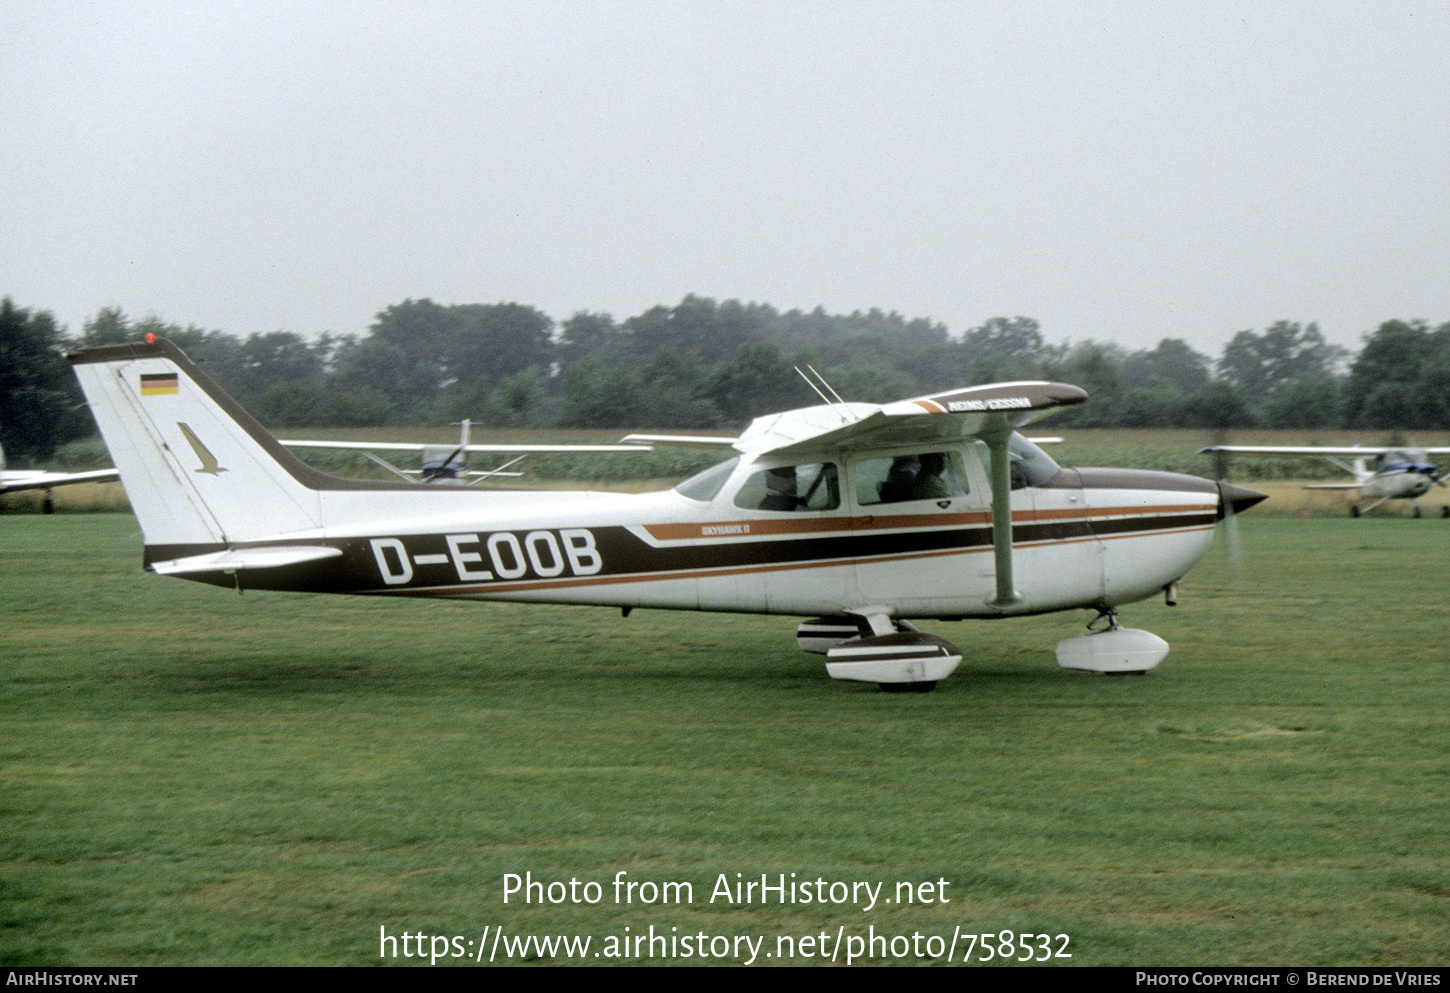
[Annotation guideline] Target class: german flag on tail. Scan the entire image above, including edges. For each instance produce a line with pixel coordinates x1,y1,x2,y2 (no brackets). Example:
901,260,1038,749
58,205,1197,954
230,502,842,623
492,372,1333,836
140,373,179,396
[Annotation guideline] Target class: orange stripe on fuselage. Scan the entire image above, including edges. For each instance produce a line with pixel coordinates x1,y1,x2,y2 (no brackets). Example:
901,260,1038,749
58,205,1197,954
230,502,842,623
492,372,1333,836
641,504,1210,542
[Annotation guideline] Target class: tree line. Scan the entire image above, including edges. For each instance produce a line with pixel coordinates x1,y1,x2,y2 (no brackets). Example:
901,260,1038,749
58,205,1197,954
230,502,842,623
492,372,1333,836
3,293,1448,464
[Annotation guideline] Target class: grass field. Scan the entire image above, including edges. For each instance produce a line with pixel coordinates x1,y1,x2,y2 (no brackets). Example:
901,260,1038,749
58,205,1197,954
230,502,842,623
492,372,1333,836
2,510,1447,967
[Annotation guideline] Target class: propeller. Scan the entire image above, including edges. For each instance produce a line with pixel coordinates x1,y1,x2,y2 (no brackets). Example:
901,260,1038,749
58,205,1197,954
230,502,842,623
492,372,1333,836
1206,429,1268,583
421,443,467,482
1216,466,1242,581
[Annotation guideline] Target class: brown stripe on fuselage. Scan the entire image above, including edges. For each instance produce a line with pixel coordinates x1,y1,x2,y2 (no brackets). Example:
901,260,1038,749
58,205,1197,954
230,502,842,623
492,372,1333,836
144,501,1217,596
363,509,1216,598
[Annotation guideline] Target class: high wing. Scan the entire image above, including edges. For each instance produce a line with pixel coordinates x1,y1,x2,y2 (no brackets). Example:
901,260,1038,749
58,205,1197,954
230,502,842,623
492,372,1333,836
0,467,121,495
731,382,1086,459
628,383,1085,456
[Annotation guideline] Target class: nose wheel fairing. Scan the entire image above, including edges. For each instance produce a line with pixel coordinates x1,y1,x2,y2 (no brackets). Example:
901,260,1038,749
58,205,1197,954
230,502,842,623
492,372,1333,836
1055,608,1169,674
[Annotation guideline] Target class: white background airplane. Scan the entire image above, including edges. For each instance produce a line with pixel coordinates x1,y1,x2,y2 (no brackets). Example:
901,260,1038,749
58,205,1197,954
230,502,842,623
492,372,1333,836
69,336,1263,690
0,442,119,513
1200,444,1450,517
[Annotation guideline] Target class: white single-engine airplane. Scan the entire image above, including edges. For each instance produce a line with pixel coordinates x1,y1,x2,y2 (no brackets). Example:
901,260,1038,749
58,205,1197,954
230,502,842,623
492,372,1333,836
1199,444,1450,517
68,336,1264,690
0,442,120,513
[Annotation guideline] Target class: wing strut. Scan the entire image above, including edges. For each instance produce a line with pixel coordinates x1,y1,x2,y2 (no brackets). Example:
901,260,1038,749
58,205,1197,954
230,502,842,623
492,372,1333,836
983,426,1021,609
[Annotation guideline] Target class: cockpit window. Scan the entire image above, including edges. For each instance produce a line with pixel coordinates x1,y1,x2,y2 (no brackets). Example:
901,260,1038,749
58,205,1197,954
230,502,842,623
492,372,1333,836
1379,449,1425,468
674,456,739,502
856,451,969,505
733,462,840,512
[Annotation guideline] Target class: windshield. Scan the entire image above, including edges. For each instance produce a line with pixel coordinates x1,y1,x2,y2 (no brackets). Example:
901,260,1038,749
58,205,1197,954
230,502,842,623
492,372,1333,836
975,433,1061,489
1008,433,1061,487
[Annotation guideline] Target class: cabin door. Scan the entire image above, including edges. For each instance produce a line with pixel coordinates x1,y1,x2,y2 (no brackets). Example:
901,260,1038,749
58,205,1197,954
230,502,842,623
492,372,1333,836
850,445,998,613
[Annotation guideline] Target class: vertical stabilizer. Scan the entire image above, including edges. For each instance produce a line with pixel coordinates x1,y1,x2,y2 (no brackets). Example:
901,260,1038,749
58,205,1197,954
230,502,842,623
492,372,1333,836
68,338,326,548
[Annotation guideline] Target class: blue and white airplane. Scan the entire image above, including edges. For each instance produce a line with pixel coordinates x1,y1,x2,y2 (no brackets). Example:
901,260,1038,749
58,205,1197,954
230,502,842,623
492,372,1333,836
1200,444,1450,517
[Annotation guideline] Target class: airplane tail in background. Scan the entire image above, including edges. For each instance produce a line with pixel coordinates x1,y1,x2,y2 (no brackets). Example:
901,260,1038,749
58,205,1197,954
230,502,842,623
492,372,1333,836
68,337,336,549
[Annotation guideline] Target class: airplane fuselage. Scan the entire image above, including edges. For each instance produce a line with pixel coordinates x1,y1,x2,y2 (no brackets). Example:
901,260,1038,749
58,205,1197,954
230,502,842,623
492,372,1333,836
158,451,1220,622
1361,465,1437,500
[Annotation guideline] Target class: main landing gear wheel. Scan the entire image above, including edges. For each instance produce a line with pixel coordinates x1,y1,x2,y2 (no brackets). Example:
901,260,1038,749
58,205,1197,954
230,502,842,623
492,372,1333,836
820,628,962,692
1350,505,1361,517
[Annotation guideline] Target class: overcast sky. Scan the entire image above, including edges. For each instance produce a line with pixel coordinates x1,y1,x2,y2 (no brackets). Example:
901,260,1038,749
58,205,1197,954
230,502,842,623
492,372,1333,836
5,0,1448,358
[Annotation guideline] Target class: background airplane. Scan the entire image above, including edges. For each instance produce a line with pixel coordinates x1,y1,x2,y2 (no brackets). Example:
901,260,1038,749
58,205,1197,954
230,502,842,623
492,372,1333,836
279,419,649,485
0,442,119,513
68,336,1263,690
1199,444,1450,517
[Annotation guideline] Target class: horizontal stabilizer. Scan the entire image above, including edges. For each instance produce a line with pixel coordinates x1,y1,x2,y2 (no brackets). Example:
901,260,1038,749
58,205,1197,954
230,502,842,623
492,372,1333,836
149,545,343,576
0,468,120,495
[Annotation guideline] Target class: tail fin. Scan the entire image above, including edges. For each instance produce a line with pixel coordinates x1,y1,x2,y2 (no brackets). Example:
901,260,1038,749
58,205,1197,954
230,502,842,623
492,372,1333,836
68,338,331,548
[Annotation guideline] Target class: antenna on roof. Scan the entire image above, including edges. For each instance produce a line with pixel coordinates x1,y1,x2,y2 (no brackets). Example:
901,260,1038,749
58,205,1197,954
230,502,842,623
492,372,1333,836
795,365,851,422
